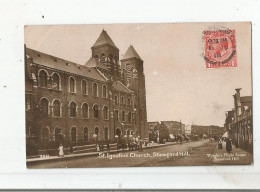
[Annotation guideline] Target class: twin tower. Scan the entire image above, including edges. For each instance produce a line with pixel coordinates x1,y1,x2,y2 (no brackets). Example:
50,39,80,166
86,29,148,138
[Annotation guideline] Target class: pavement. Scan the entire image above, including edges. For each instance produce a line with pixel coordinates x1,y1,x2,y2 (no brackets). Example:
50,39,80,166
210,141,253,165
26,141,184,165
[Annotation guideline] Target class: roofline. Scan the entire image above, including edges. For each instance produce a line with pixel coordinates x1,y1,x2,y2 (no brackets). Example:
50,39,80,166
96,68,108,81
26,47,79,66
117,81,133,92
32,62,108,83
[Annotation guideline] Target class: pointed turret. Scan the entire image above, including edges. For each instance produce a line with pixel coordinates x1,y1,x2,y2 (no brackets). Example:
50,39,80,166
92,29,118,49
91,30,120,80
122,45,142,61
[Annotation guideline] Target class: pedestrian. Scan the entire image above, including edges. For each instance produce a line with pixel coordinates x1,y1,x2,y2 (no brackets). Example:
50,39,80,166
226,138,232,153
107,143,110,153
218,138,223,149
58,144,64,157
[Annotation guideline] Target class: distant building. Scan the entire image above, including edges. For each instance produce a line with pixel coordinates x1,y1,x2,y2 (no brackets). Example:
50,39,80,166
225,88,252,152
191,125,225,139
148,120,185,135
148,121,160,131
185,125,192,135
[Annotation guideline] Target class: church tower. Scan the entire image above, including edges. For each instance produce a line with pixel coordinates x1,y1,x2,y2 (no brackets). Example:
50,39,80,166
91,30,121,80
121,45,148,138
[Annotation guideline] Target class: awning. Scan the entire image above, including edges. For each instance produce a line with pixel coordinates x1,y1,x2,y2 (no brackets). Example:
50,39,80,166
203,134,207,137
222,131,229,138
169,134,175,139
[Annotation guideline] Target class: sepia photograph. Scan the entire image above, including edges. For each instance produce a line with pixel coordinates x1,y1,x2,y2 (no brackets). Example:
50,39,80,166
24,23,253,168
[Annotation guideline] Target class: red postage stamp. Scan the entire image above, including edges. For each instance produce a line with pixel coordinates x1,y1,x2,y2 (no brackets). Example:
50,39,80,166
204,29,237,68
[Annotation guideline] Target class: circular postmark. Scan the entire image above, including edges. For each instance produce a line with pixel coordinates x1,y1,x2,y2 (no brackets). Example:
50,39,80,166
203,27,237,68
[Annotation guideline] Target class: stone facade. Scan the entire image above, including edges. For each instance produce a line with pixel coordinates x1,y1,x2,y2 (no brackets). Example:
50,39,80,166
25,30,148,155
191,125,225,139
224,89,253,152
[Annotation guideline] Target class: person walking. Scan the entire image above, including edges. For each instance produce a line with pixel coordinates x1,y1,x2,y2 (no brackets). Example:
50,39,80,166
58,144,64,157
218,138,223,149
226,138,232,153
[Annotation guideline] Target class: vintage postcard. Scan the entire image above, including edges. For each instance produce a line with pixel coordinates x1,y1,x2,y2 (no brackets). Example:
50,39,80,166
24,23,252,168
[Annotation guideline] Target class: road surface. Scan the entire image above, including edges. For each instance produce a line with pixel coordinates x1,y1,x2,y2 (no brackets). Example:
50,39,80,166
28,140,217,168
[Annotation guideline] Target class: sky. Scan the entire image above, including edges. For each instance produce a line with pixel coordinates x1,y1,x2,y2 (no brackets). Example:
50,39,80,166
24,23,252,126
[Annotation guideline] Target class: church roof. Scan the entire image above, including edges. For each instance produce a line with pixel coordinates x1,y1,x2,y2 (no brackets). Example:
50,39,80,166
112,81,133,93
26,47,107,82
84,58,108,70
92,30,117,48
122,45,142,61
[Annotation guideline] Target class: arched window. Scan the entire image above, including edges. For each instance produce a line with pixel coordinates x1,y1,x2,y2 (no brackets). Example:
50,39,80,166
42,127,49,142
114,110,118,121
71,127,77,142
70,101,77,118
82,103,89,118
40,98,49,116
127,98,131,105
39,70,48,88
114,95,118,104
103,106,109,120
95,127,99,140
52,73,60,90
104,127,108,140
93,104,99,119
69,77,76,93
101,53,105,64
122,111,125,122
121,96,124,105
128,112,132,122
82,80,88,95
83,127,88,141
102,85,107,98
53,100,61,117
93,83,98,97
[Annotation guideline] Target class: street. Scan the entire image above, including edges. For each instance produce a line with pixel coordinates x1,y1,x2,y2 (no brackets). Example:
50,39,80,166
28,140,219,168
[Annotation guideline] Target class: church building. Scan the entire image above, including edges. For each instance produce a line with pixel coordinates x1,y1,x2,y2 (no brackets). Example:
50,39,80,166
25,30,148,155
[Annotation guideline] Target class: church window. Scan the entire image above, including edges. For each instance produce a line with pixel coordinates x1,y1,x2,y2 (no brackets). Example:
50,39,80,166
93,82,98,97
39,70,48,88
93,104,99,119
103,106,109,120
70,101,77,118
82,103,89,118
53,100,61,117
69,77,76,93
82,80,88,95
102,85,107,98
52,73,60,90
